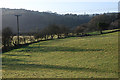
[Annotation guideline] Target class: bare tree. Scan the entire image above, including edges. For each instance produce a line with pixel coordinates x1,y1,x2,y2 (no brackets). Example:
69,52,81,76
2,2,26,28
74,26,85,35
98,22,109,34
2,27,13,48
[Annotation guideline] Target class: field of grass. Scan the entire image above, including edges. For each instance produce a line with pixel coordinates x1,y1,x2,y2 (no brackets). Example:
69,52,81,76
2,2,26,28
2,31,118,78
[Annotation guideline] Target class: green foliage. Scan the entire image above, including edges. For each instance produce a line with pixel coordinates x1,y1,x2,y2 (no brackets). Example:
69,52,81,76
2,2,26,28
98,22,110,34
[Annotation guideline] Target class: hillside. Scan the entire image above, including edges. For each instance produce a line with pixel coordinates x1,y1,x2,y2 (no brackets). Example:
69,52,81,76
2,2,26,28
2,8,92,33
2,30,118,78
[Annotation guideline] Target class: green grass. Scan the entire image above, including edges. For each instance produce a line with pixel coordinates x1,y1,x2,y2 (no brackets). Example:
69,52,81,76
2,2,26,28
87,29,119,35
2,31,118,78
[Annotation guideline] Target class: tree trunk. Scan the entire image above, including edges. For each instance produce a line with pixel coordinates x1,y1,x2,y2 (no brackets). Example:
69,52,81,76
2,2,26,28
57,34,60,39
51,35,53,39
100,30,103,34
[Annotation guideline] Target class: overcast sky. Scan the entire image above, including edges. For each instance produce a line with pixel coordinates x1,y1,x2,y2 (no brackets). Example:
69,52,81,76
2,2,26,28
1,0,119,14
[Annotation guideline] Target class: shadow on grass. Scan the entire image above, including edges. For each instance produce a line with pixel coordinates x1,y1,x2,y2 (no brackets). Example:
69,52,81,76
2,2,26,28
5,54,30,57
2,61,115,73
2,57,24,64
14,46,104,53
2,56,115,74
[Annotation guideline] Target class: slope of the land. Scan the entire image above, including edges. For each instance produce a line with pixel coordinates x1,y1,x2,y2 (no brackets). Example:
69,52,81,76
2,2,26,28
2,8,92,33
2,31,118,78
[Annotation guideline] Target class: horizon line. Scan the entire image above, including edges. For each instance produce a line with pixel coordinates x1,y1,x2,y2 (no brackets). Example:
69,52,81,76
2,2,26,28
1,7,118,15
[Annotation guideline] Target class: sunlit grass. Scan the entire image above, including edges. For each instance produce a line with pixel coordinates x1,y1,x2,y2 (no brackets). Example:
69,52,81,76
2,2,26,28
2,31,118,78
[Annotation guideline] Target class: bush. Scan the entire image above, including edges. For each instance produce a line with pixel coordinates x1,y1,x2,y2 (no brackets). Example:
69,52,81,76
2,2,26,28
2,27,13,48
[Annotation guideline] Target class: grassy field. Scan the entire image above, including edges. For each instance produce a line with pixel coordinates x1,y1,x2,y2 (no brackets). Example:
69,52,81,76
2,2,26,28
2,31,118,78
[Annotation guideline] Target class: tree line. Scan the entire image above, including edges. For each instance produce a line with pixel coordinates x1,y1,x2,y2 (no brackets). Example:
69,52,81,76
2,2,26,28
2,12,120,51
2,24,71,51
